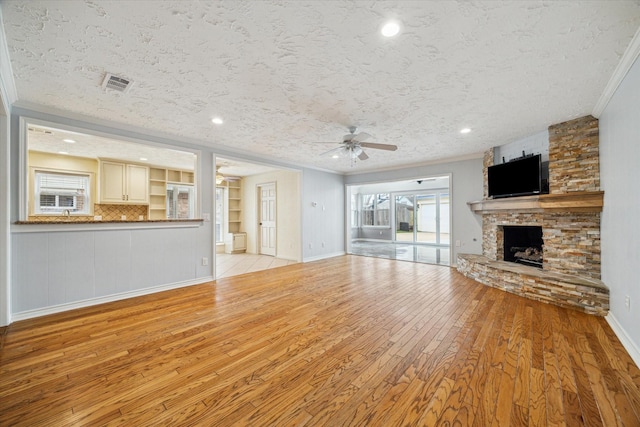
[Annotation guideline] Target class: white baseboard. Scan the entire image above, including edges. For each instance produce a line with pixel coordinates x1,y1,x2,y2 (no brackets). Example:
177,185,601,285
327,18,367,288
303,251,346,263
11,276,214,322
606,312,640,368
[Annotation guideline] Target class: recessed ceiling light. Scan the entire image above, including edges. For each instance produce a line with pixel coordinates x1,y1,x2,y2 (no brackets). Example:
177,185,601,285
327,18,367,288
139,157,148,161
381,21,400,37
460,128,471,134
211,117,224,125
332,154,340,159
63,139,76,143
58,151,68,155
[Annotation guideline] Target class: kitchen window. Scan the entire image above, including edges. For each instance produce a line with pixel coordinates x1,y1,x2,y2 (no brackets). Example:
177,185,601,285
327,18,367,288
34,171,91,215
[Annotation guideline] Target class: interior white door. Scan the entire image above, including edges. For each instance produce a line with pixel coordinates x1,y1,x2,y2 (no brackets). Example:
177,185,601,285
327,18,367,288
259,183,276,256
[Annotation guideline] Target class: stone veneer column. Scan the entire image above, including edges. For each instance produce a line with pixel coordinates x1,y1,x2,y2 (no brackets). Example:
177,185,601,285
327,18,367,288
548,115,600,194
482,148,496,258
482,147,494,199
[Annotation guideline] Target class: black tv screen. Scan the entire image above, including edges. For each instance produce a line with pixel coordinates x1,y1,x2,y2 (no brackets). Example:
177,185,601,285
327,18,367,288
488,154,542,198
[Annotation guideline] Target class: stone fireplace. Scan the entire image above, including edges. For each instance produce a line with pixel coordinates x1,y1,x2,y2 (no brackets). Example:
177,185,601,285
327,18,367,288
457,115,609,316
502,225,543,267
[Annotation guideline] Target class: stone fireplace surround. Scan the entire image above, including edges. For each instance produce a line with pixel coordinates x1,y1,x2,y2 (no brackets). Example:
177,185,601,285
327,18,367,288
502,225,543,266
457,116,609,316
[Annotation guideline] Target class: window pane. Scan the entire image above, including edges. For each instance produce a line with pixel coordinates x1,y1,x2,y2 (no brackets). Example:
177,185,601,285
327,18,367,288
375,193,390,226
362,194,375,210
362,210,374,226
58,195,75,207
40,194,56,207
215,188,224,243
35,171,90,214
166,184,194,219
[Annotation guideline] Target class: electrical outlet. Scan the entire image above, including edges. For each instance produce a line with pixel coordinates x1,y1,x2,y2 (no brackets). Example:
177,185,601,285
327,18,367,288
201,257,208,266
203,213,210,221
455,240,461,247
625,295,631,311
309,243,313,249
121,215,126,221
322,242,325,248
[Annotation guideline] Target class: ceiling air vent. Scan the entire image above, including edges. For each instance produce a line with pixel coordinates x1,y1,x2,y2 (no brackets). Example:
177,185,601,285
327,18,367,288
101,73,133,93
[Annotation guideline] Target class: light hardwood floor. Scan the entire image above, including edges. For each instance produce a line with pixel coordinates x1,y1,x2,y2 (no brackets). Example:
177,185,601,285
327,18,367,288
1,256,639,426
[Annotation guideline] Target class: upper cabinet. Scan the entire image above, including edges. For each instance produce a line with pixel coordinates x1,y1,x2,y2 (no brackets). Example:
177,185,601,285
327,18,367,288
100,160,149,204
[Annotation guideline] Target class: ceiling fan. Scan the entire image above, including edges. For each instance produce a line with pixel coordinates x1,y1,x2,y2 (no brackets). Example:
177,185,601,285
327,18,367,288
215,166,241,185
314,126,398,164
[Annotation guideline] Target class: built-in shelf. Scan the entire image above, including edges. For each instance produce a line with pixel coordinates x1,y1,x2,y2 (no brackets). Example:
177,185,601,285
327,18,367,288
468,191,604,214
227,181,242,233
148,167,195,220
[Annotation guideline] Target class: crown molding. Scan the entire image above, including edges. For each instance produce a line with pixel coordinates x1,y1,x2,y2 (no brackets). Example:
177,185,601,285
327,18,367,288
592,26,640,117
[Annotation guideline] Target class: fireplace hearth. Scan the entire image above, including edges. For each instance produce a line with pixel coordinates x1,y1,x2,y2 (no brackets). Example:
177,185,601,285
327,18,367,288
457,115,608,316
503,226,543,268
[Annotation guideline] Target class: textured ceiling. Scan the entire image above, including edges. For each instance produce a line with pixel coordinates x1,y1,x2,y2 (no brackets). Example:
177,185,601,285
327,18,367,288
3,1,640,173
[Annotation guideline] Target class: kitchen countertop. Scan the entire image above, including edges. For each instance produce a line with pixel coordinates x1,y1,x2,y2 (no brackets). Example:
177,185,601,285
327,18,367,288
16,219,204,225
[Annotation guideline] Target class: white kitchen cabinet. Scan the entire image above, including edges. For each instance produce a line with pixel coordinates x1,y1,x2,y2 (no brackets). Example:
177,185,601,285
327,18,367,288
225,232,247,254
100,161,149,204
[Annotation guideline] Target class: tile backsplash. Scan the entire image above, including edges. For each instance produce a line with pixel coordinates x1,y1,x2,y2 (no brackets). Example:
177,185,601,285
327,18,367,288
29,204,148,222
94,204,148,221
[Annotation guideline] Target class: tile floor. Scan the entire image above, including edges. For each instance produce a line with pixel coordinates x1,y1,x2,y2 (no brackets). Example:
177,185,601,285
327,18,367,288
216,241,449,279
216,253,298,279
350,240,451,266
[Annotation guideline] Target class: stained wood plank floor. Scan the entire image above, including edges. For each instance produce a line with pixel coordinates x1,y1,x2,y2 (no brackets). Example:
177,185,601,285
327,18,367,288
1,256,639,426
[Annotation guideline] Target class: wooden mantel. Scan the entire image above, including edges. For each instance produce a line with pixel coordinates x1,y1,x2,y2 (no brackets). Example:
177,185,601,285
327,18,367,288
468,191,604,214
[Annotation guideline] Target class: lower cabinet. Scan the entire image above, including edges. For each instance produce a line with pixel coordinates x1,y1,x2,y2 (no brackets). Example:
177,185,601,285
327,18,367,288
225,232,247,254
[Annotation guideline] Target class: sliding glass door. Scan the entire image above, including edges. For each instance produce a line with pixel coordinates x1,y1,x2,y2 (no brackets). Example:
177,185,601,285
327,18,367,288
395,191,449,245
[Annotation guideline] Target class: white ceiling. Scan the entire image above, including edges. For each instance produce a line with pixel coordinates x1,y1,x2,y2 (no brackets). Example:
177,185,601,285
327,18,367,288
3,1,640,174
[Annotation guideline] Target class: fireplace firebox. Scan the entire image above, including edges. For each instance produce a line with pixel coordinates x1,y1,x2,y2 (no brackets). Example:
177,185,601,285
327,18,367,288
503,226,543,268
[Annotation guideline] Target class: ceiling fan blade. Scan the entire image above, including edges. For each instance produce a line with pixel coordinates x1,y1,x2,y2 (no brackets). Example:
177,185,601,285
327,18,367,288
358,150,369,161
320,146,344,157
224,176,241,181
352,132,372,142
359,142,398,151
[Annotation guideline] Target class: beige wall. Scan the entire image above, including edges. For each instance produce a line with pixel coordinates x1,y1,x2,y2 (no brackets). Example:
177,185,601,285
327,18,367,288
242,170,301,261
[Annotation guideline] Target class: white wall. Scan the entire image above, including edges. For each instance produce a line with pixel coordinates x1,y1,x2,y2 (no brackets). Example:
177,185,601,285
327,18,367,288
302,168,345,261
599,55,640,362
345,158,484,263
494,130,549,163
242,169,301,261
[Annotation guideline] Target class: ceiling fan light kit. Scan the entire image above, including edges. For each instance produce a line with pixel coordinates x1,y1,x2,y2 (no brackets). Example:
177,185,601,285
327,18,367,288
313,126,398,167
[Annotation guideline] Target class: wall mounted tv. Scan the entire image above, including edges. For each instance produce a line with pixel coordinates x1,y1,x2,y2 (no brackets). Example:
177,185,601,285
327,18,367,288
488,154,543,199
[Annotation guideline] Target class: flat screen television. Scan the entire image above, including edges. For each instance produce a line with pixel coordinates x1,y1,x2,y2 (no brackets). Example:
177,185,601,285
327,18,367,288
488,154,542,198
